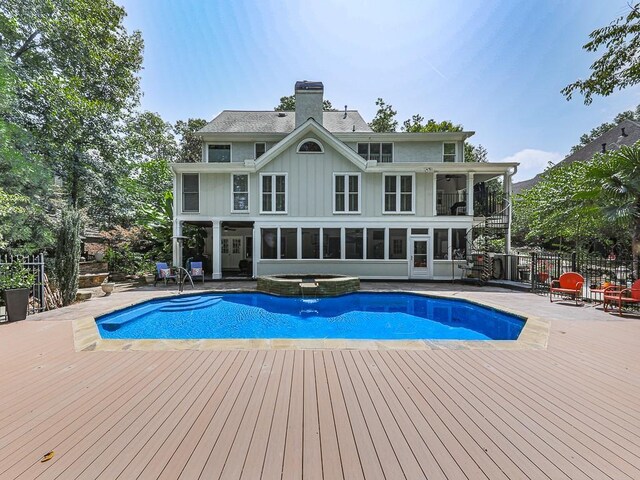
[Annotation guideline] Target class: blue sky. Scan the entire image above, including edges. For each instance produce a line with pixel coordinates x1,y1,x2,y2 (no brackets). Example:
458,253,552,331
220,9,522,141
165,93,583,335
119,0,640,181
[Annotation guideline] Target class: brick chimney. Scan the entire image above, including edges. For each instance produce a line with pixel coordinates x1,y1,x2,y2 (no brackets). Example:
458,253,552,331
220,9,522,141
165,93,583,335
295,81,323,128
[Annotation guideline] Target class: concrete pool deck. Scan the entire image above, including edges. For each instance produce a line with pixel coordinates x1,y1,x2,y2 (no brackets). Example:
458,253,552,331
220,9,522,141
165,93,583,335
1,281,639,479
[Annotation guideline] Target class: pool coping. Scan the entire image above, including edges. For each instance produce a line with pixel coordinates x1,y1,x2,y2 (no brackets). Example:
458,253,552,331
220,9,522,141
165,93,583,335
72,289,550,352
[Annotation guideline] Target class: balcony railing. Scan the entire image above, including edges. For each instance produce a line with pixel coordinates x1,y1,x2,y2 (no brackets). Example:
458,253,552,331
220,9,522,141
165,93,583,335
436,192,505,216
437,192,467,215
358,153,393,163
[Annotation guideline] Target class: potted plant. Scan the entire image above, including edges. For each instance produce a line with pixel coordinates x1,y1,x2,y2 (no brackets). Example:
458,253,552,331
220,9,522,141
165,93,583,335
0,263,36,322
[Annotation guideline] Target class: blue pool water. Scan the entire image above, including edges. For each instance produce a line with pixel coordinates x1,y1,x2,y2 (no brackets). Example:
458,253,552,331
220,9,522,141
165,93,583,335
95,292,525,341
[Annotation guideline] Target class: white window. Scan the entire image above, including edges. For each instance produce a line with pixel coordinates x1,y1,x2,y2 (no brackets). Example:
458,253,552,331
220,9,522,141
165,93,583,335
182,173,199,212
333,173,361,213
255,142,266,159
297,139,323,153
383,174,414,213
260,173,287,213
357,142,393,162
443,142,456,162
208,144,231,163
231,174,249,212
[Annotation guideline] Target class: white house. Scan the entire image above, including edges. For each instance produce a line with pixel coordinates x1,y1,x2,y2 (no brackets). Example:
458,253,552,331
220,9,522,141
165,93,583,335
171,81,517,280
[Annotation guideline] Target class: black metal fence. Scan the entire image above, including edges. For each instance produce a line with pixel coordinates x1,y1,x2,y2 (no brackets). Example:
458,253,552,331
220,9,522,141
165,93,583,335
487,250,636,299
0,253,46,321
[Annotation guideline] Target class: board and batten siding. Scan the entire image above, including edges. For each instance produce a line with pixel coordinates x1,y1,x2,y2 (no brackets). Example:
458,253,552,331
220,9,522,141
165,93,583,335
180,138,435,218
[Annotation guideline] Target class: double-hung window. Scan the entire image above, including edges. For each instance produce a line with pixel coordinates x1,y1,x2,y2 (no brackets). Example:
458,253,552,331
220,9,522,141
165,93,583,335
260,174,287,213
443,142,456,162
357,142,393,162
383,174,414,213
182,173,199,212
333,173,360,213
208,144,231,163
231,174,249,212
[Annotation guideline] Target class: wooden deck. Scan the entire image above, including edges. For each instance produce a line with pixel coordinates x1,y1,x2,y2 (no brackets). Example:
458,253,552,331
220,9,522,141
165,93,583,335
1,285,640,479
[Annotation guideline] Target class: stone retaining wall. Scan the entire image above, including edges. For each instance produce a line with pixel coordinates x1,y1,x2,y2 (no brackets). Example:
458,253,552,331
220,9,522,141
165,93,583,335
257,275,360,297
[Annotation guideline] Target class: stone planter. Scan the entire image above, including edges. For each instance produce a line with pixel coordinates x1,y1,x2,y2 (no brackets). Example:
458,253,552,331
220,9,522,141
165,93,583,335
2,288,29,322
144,274,155,284
101,282,115,296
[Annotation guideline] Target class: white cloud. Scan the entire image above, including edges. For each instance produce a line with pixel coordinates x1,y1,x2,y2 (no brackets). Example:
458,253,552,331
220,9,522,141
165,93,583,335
500,149,564,182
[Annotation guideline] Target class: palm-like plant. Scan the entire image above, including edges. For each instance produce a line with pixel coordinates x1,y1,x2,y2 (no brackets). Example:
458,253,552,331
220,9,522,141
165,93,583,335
578,144,640,278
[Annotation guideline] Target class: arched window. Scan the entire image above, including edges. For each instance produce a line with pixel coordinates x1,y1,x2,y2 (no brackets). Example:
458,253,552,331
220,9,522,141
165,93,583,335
297,139,324,153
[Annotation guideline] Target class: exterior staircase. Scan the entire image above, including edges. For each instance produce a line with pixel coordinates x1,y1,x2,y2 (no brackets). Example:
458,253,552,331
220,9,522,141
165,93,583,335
462,203,510,285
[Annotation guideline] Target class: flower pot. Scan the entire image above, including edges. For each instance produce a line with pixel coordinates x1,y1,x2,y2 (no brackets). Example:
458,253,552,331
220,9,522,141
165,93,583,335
101,282,115,296
144,274,155,284
2,288,29,322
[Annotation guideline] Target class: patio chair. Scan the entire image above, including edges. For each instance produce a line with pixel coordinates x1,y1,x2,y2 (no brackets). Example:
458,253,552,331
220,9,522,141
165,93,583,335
189,261,205,284
549,272,584,305
154,262,177,286
603,279,640,316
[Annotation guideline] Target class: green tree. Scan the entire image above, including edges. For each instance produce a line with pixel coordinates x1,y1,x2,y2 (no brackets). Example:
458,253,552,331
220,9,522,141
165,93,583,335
563,3,640,104
0,0,144,215
368,98,398,132
175,118,207,163
577,144,640,277
274,95,337,111
54,207,82,306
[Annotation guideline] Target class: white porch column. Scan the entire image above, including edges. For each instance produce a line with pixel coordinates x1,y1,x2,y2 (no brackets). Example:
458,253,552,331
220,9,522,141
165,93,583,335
432,173,438,216
211,221,222,279
466,172,474,216
173,220,182,267
504,171,512,254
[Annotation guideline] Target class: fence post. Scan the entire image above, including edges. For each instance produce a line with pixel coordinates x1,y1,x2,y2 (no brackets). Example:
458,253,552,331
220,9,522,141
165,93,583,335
531,253,537,292
571,252,577,273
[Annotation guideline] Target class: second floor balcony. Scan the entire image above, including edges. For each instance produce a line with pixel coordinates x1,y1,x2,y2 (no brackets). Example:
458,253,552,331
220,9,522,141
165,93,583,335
436,190,505,217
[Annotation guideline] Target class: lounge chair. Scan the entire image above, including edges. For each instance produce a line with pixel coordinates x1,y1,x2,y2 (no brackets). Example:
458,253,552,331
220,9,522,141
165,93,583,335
549,272,584,305
189,261,205,284
154,262,177,286
603,279,640,316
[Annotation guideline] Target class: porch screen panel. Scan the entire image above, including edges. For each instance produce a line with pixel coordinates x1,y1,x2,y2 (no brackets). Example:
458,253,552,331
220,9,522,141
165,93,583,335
323,228,341,259
452,228,467,259
345,228,363,259
182,174,199,212
261,228,277,259
388,229,407,259
280,228,297,259
434,228,448,259
302,228,320,259
366,228,385,259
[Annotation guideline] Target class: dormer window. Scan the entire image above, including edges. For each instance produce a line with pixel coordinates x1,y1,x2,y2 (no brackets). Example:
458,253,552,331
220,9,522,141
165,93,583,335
297,139,323,153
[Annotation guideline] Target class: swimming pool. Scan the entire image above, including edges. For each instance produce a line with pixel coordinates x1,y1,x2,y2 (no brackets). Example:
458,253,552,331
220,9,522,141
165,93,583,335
95,292,525,341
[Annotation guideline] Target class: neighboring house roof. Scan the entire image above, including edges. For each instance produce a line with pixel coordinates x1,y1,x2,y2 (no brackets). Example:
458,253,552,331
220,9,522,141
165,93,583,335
513,119,640,195
198,110,373,134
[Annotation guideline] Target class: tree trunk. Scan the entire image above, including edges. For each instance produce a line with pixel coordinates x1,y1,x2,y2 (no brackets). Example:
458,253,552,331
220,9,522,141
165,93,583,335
633,218,640,281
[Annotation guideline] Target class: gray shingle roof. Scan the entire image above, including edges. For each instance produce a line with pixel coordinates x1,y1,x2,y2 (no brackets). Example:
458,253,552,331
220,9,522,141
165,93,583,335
198,110,373,134
512,119,640,195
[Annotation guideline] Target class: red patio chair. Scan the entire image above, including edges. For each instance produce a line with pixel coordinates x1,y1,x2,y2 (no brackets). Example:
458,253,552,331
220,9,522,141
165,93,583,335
549,272,584,305
603,279,640,316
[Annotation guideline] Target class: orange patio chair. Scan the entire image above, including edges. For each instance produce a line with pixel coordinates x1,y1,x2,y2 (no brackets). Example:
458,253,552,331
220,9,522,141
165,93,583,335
604,279,640,316
549,272,584,305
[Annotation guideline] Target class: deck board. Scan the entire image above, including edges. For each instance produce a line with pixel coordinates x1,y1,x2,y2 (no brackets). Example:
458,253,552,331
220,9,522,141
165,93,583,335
2,284,640,479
